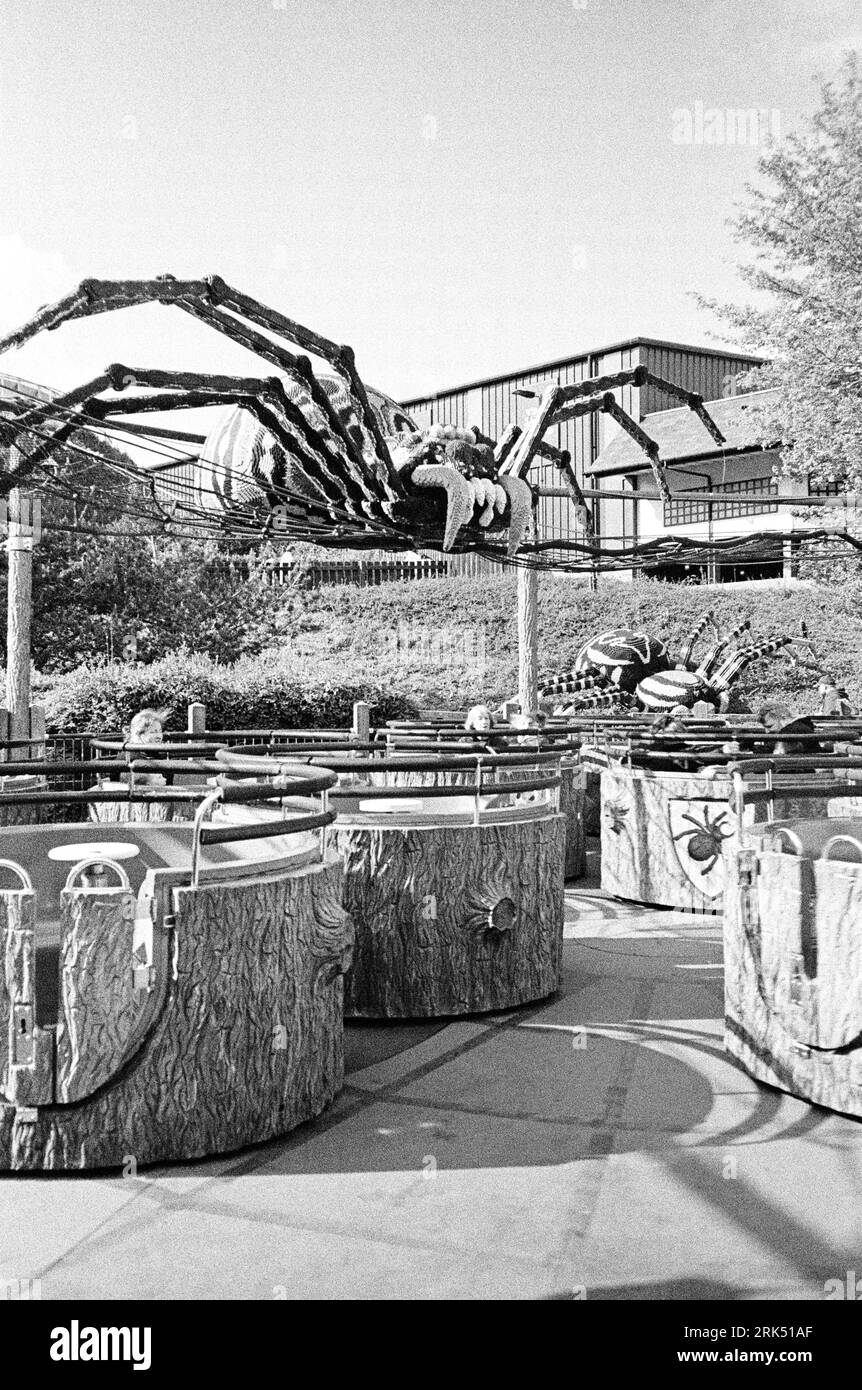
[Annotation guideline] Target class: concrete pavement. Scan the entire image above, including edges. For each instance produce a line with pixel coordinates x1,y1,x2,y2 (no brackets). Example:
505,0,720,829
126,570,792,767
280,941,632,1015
2,848,860,1301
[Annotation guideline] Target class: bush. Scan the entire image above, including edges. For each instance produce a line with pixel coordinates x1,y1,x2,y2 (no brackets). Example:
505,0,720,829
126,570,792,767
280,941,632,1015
41,651,418,733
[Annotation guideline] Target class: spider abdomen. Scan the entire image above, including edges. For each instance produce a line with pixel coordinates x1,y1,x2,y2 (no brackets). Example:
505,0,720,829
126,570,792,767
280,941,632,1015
686,833,721,862
636,668,711,711
574,629,668,693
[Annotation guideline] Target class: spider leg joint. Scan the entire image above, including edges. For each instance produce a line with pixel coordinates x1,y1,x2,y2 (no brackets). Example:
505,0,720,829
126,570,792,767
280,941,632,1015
106,362,134,391
202,274,226,304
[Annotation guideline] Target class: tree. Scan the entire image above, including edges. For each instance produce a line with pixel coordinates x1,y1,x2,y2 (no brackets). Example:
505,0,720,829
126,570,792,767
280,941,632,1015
702,54,862,492
0,417,291,672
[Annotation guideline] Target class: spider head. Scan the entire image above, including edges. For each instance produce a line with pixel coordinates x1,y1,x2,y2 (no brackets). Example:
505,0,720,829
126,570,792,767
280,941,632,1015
391,425,495,477
396,424,531,553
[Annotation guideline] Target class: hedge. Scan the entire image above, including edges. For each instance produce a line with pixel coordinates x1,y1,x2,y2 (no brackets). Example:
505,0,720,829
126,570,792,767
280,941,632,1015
40,652,418,734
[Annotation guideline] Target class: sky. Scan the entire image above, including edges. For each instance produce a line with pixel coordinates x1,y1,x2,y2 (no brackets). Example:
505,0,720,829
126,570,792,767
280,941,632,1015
1,0,860,412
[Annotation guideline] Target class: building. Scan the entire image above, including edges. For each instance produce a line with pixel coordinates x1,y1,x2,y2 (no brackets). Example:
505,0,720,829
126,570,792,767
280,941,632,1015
588,385,833,584
403,337,762,574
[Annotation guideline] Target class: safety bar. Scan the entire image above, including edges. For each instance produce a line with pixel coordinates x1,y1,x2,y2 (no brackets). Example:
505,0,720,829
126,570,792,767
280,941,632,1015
0,756,228,778
89,738,390,758
214,767,335,799
0,758,339,806
0,788,212,805
765,827,805,856
822,835,862,863
217,748,563,775
199,811,334,848
190,766,337,888
740,782,861,803
584,739,862,764
0,859,34,891
730,767,862,825
301,751,565,772
328,774,561,799
728,756,862,776
384,725,583,741
64,858,131,891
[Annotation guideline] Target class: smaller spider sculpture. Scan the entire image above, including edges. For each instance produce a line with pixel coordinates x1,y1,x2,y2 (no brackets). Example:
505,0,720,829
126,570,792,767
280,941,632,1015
541,628,668,701
542,614,792,715
671,805,734,876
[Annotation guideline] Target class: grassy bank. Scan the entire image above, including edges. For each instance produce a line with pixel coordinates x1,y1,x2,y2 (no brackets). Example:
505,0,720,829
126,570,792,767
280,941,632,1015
29,575,862,730
280,575,862,715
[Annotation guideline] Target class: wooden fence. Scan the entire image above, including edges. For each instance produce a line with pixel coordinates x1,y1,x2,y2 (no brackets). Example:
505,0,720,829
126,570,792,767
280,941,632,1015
265,556,450,588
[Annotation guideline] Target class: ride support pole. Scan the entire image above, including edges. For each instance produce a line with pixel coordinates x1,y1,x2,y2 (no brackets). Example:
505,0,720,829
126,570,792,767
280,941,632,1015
5,459,34,757
517,564,538,715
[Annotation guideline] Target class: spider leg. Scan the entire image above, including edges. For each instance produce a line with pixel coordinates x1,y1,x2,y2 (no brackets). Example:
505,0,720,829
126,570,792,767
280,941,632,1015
501,383,564,478
637,369,726,445
678,811,710,832
0,275,402,506
695,620,752,680
503,379,673,506
6,370,331,514
671,820,706,842
544,444,595,536
110,368,386,514
3,368,395,537
206,278,398,489
175,298,392,505
711,636,793,692
560,688,632,711
677,611,714,670
701,806,733,840
540,672,608,697
493,423,522,468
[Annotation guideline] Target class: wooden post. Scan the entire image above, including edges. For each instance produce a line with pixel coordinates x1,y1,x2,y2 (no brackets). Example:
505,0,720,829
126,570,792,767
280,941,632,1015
187,703,206,735
5,462,34,759
352,701,370,744
517,564,538,715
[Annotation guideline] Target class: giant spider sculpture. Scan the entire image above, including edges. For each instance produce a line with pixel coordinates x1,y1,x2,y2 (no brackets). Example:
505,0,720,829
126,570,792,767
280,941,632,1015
0,275,726,558
542,614,793,714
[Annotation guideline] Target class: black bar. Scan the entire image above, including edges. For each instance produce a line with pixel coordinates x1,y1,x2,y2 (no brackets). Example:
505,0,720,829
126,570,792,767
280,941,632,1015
330,774,561,800
199,810,334,845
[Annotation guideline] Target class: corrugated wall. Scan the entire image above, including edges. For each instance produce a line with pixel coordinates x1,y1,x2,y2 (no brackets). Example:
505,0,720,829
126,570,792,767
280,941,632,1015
642,345,758,413
402,341,762,578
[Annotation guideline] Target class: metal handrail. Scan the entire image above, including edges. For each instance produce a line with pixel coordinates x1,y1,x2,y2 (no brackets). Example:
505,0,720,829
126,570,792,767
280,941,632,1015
190,768,337,888
63,858,131,892
328,774,561,799
822,835,862,863
0,859,33,892
216,747,563,775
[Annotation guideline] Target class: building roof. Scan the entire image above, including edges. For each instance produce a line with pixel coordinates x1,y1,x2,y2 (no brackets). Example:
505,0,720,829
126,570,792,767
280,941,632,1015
588,387,780,478
0,371,56,407
402,337,764,405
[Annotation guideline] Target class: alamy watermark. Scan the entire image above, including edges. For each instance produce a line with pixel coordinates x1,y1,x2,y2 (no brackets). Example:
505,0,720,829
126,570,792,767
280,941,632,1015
379,620,486,675
1,1276,42,1300
824,1269,862,1299
672,102,780,147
